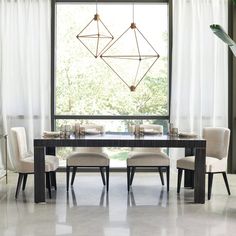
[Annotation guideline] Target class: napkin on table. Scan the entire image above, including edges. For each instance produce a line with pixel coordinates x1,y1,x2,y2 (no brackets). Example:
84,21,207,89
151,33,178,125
43,131,60,138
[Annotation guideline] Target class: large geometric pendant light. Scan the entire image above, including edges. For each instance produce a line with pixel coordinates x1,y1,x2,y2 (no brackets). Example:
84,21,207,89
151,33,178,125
76,0,114,58
100,3,160,91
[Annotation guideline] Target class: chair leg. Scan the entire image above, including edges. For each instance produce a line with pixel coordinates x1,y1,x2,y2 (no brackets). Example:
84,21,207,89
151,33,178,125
177,169,183,193
71,167,77,186
127,166,131,192
15,173,24,199
53,171,57,190
158,167,165,186
105,166,109,192
130,167,136,185
46,172,52,199
100,167,106,186
46,173,49,189
22,174,28,191
222,172,231,195
66,166,70,192
208,173,214,200
50,171,57,190
166,166,170,192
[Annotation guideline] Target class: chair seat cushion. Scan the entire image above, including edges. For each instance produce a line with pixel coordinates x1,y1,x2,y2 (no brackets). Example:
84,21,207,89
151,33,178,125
67,152,109,166
127,152,170,167
18,155,59,173
177,156,227,172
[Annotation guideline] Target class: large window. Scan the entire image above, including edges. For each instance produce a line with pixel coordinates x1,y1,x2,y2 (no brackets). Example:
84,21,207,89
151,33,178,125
53,0,170,167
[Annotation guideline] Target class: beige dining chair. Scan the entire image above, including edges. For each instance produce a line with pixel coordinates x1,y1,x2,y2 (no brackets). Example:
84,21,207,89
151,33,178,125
11,127,59,199
66,124,110,191
127,124,170,192
177,127,231,200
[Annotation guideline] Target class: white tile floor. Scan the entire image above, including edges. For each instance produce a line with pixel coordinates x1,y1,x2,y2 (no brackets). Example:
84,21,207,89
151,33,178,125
1,171,236,236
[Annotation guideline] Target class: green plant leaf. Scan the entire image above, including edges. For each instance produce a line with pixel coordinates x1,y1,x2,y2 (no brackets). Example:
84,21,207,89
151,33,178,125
233,0,236,4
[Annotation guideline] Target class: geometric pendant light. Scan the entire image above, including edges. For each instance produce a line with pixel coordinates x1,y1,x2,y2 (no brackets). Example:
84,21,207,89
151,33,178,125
76,1,114,58
100,4,160,91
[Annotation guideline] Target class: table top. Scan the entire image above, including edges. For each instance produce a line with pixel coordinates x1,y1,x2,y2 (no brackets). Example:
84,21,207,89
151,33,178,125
34,133,206,148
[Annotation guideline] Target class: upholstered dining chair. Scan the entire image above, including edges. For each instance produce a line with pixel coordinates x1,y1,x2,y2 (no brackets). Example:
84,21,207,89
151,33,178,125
66,124,110,191
11,127,59,199
127,124,170,192
177,127,231,200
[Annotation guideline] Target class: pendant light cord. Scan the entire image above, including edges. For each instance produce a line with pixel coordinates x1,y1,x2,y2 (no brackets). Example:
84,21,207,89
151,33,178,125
96,0,98,14
132,0,135,23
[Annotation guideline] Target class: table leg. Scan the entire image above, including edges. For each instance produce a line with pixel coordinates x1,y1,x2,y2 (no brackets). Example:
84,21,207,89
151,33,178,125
194,147,206,204
34,146,46,203
184,148,194,188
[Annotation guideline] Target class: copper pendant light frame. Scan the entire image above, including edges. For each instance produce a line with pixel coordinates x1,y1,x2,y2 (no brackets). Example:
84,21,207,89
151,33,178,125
101,22,160,91
76,2,114,58
100,4,160,92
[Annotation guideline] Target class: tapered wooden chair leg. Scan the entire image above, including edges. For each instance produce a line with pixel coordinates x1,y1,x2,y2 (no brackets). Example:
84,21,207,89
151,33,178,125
22,174,28,191
50,171,57,190
46,172,52,199
71,167,77,186
166,166,170,192
158,167,165,186
222,172,231,195
66,166,70,192
208,173,213,200
50,172,54,190
177,169,183,193
15,173,24,199
106,166,109,192
127,166,131,192
130,167,136,185
100,167,106,186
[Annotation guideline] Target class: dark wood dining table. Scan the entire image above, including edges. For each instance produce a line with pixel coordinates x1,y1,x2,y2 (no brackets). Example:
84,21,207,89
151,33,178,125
34,133,206,204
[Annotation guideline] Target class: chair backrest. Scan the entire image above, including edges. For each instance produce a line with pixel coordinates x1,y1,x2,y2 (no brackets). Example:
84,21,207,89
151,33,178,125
75,124,104,153
203,127,230,160
11,127,29,171
133,124,163,153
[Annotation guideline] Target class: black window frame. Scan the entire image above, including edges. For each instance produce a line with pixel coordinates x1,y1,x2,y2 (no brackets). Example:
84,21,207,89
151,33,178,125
51,0,172,130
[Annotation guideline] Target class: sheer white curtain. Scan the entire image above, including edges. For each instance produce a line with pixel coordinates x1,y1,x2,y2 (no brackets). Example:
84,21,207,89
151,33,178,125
170,0,228,163
171,0,228,133
0,0,51,169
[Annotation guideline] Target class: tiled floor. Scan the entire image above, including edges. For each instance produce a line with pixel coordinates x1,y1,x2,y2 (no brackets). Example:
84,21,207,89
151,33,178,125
0,171,236,236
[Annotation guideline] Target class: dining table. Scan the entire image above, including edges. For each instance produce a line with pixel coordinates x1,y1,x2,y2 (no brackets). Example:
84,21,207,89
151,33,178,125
34,133,206,204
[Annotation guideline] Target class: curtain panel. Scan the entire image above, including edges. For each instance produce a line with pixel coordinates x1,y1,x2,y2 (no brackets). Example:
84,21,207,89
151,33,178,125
0,0,51,169
171,0,228,133
170,0,228,165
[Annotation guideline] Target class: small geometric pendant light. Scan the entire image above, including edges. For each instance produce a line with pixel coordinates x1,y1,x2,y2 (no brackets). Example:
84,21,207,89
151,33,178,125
100,4,160,91
76,1,114,58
